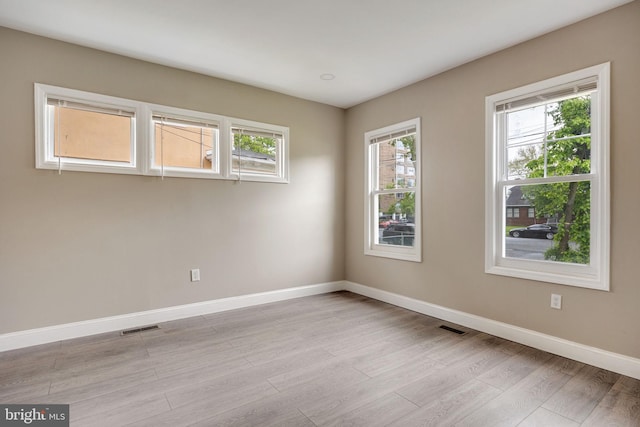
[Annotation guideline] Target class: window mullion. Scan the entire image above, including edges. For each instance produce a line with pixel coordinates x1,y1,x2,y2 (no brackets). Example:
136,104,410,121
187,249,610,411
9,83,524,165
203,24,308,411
504,174,595,187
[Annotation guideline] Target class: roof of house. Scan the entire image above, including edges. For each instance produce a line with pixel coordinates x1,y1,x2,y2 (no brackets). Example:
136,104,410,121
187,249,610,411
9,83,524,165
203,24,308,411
506,186,532,207
232,149,275,162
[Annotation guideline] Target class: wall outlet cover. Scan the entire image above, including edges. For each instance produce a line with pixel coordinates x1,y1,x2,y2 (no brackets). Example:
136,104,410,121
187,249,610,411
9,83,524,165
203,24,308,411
551,293,562,309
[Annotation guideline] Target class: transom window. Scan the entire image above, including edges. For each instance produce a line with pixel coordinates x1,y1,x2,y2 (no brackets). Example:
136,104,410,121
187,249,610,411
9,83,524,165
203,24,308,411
36,87,139,174
485,63,610,290
365,118,421,262
230,121,289,183
150,110,220,178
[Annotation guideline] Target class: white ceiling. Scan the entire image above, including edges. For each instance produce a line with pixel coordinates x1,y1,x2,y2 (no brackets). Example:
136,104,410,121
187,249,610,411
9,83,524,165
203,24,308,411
0,0,633,108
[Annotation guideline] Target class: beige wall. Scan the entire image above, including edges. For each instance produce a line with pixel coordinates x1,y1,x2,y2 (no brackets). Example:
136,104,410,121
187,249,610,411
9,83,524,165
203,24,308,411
0,27,345,333
345,1,640,359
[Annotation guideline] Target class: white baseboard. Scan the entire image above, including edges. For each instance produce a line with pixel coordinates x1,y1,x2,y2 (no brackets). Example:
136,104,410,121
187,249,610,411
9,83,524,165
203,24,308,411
2,279,639,380
0,281,343,352
344,281,640,380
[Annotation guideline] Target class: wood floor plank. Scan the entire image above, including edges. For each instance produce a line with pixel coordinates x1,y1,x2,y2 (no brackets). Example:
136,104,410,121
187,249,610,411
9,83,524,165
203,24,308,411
454,389,540,426
48,367,159,405
267,356,369,392
68,356,250,420
612,375,640,398
322,392,419,427
477,346,553,391
0,379,52,404
49,356,161,394
543,354,586,376
196,353,378,427
542,365,620,422
397,344,513,408
149,345,250,379
164,371,277,410
74,394,171,427
299,355,441,425
454,361,573,427
53,334,150,372
507,363,573,400
389,378,502,427
192,410,316,427
581,388,640,427
424,332,514,366
0,342,61,387
518,407,580,427
128,382,279,427
351,332,457,377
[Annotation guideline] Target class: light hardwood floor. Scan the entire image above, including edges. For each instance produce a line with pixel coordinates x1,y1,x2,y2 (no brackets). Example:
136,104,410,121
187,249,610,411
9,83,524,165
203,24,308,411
1,291,639,426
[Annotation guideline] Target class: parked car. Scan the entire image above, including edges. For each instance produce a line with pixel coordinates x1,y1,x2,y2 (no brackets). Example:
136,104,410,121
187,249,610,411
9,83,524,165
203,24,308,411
382,223,415,246
509,224,558,240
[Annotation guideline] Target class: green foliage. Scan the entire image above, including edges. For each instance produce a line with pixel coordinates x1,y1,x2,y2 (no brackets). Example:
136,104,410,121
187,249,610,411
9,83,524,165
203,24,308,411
399,135,416,161
385,192,415,217
521,96,592,264
398,192,415,216
508,145,538,178
234,134,276,157
390,135,416,163
524,98,591,178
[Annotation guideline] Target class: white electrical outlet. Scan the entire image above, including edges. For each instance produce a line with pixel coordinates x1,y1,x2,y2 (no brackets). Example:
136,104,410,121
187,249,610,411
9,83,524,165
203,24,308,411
551,293,562,309
190,268,200,282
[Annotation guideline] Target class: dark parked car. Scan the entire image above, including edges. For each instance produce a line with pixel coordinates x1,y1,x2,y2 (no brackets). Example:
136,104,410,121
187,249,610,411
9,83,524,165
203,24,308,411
509,224,558,240
382,223,415,246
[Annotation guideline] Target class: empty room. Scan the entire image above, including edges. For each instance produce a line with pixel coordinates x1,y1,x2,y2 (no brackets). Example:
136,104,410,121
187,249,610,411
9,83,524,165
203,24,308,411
1,1,639,426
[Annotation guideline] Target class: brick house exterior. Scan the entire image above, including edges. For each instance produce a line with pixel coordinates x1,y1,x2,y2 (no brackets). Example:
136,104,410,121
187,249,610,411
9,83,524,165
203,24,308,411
505,185,546,226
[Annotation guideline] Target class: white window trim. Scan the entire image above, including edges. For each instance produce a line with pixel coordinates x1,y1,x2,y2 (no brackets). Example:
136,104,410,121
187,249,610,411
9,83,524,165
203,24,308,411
34,83,290,184
148,104,223,180
228,118,290,184
364,118,421,262
485,63,610,290
35,83,145,175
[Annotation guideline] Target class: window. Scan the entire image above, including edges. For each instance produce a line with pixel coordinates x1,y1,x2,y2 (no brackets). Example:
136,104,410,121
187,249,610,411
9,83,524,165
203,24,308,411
150,107,221,179
506,208,521,218
230,119,289,183
365,118,421,262
35,84,140,174
35,84,289,183
485,63,610,290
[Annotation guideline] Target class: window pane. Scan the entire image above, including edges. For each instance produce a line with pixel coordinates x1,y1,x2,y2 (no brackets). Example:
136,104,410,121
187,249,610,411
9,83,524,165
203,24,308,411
155,122,216,170
506,96,591,179
376,135,417,190
232,132,278,175
507,143,543,180
504,182,590,264
378,191,415,247
52,105,131,162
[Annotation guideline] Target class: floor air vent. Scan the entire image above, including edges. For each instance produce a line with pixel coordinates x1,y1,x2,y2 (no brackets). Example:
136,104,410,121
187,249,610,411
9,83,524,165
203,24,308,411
439,325,466,335
121,325,160,335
